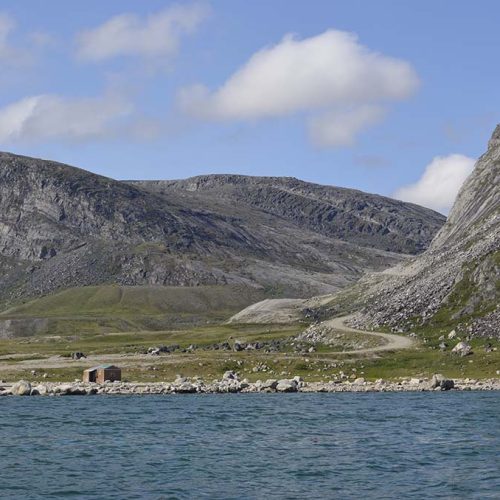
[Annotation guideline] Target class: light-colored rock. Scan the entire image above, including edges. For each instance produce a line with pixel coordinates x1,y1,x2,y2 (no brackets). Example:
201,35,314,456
34,385,49,395
430,374,455,391
451,341,472,357
10,380,31,396
276,379,298,392
54,384,74,395
260,379,278,390
222,370,238,381
175,382,197,394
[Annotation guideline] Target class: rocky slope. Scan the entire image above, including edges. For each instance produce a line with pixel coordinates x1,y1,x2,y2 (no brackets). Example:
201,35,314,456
132,174,442,254
346,126,500,337
0,152,444,307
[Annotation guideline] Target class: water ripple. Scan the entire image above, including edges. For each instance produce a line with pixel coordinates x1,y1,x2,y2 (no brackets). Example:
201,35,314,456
0,392,498,499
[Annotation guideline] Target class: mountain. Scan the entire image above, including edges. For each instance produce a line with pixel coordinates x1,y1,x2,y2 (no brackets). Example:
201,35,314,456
130,175,441,254
344,125,500,337
0,152,445,309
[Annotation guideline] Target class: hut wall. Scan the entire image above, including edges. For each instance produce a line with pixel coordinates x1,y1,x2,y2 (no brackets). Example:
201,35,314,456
96,368,121,383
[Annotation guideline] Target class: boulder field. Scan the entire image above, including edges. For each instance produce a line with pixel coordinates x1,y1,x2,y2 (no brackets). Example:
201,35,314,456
1,372,499,396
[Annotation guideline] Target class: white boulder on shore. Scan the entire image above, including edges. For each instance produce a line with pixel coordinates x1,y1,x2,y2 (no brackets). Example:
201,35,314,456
9,380,31,396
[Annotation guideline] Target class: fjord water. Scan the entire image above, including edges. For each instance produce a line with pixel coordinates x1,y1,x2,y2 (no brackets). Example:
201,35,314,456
1,393,498,499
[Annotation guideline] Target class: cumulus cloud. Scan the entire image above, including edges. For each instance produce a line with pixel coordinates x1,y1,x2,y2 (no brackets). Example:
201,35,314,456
76,3,210,62
0,93,137,143
178,29,418,146
393,154,476,214
308,105,385,147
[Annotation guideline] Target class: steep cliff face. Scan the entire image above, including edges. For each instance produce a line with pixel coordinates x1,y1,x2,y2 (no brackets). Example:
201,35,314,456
349,126,500,337
431,126,500,249
0,152,445,306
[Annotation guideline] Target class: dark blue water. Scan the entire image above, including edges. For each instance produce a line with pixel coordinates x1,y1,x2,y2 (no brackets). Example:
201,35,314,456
0,393,499,499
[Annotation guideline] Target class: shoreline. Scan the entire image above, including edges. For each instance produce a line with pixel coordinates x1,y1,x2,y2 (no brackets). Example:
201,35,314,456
2,374,500,396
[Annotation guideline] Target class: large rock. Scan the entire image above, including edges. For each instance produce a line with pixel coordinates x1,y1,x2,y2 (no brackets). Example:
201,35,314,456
34,384,49,396
258,379,278,390
276,379,298,392
175,382,197,394
10,380,32,396
222,370,238,381
430,374,455,391
451,342,472,357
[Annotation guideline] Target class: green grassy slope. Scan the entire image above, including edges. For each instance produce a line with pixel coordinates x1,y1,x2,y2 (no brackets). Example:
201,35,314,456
0,284,269,337
1,284,267,317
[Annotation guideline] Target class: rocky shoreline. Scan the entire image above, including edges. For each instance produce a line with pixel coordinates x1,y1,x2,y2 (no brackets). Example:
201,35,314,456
1,373,499,396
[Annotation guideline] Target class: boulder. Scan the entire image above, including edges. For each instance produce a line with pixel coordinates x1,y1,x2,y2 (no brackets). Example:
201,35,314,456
35,384,49,396
233,341,245,352
448,330,457,339
353,377,366,384
260,379,278,390
54,384,74,395
430,374,455,391
10,380,31,396
276,379,298,392
222,370,238,381
175,382,197,394
451,341,472,357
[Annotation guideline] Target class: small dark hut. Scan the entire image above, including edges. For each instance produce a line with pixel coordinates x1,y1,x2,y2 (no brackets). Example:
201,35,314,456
83,364,121,384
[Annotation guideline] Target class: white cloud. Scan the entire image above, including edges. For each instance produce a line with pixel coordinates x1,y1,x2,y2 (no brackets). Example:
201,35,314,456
0,12,31,65
308,105,385,147
76,3,209,62
178,29,418,146
393,154,476,214
28,31,56,49
0,93,135,143
0,12,56,68
0,12,15,56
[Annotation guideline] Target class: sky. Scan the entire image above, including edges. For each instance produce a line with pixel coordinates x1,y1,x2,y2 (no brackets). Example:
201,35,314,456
0,1,499,214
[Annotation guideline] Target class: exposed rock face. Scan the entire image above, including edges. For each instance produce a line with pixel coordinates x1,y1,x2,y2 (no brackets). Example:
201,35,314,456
132,175,443,254
349,126,500,338
0,152,444,305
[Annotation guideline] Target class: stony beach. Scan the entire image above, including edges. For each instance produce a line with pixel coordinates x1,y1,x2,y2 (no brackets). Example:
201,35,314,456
2,372,499,396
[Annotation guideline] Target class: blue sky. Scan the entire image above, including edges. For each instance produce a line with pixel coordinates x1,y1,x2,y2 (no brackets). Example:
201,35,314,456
0,1,498,213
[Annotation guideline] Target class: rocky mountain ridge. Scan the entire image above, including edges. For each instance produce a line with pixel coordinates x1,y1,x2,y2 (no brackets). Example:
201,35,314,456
131,174,441,254
0,152,445,307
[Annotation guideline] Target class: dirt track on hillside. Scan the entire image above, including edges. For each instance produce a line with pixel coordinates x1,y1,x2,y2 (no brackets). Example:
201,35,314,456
322,315,414,354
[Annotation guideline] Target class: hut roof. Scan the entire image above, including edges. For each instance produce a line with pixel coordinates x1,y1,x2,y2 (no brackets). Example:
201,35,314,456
84,364,119,372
